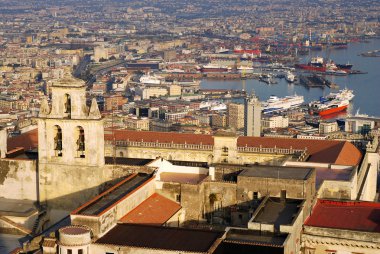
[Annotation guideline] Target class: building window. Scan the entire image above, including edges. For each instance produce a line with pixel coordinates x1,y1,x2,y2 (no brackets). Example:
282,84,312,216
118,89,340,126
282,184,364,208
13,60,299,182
53,125,63,156
78,250,83,254
64,94,71,115
76,126,85,158
119,151,124,157
176,194,181,202
222,146,228,156
67,250,72,254
253,192,258,199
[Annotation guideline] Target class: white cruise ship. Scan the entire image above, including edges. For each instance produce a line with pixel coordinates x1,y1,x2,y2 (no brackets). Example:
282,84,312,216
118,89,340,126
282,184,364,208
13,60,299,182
262,95,304,114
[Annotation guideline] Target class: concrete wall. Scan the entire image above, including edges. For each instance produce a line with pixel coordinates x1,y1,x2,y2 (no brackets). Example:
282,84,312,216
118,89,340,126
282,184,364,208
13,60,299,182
72,178,155,237
357,152,379,201
107,145,212,163
148,159,209,181
302,226,380,253
0,158,38,201
237,173,315,217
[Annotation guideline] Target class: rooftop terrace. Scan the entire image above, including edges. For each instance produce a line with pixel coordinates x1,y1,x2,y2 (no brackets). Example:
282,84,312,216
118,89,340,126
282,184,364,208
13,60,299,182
72,173,152,216
252,197,303,227
239,165,314,180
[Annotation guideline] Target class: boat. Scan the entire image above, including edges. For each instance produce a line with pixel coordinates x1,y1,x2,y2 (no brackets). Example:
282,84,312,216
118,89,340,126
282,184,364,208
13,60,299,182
336,62,353,70
295,57,352,73
216,47,229,54
259,74,277,84
309,99,349,116
261,95,304,114
233,46,261,56
326,88,354,101
200,64,231,73
139,74,163,85
285,72,295,83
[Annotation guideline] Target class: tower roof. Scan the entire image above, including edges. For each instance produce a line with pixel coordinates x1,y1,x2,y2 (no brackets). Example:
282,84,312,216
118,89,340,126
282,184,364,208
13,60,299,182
50,72,85,88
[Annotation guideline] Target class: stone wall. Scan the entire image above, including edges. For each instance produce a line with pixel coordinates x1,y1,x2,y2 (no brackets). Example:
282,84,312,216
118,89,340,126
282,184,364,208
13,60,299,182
0,158,38,200
302,226,380,253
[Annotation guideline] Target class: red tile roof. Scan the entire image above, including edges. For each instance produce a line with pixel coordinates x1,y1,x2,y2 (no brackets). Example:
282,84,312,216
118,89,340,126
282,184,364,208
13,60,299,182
237,136,362,166
119,193,181,225
109,130,362,166
7,128,38,151
8,129,362,166
305,199,380,233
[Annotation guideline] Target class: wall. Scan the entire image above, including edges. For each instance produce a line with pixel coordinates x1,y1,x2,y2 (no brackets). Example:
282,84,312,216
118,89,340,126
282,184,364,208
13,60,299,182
357,152,379,201
72,178,155,237
302,226,380,253
0,158,38,201
148,159,209,181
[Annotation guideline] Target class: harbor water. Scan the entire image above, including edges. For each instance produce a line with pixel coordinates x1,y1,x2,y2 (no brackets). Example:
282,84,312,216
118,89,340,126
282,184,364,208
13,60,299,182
201,39,380,117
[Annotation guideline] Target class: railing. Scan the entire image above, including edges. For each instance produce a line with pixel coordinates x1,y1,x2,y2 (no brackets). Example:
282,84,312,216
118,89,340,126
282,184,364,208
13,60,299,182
106,140,214,151
107,140,308,157
238,145,305,155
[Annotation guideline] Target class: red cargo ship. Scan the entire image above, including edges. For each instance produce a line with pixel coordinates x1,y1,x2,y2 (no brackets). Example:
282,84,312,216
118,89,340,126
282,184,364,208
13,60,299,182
309,99,349,116
233,46,261,56
295,57,351,73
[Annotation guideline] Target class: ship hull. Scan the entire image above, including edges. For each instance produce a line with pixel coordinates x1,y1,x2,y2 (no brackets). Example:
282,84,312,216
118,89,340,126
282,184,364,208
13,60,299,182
317,105,348,116
295,64,327,72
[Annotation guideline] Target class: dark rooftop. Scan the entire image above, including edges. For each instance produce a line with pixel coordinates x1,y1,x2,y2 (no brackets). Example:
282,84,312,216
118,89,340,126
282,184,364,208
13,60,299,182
253,197,303,227
72,173,152,216
239,165,313,180
169,160,208,168
225,228,288,247
105,157,153,166
95,223,223,252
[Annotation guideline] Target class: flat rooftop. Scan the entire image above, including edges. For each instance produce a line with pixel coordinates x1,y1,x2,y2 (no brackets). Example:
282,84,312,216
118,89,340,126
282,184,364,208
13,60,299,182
225,228,288,247
253,197,303,226
72,173,152,216
0,198,37,217
119,193,181,225
95,224,223,252
239,165,313,180
105,157,154,166
159,172,208,184
316,167,354,187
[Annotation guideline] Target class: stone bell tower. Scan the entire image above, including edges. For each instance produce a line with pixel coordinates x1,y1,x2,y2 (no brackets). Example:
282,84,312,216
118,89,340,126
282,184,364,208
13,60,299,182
38,73,105,224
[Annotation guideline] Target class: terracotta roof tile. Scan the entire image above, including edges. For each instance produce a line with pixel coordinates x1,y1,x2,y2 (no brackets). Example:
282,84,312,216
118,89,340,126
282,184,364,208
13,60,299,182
7,128,38,151
305,199,380,233
119,193,181,225
7,129,362,166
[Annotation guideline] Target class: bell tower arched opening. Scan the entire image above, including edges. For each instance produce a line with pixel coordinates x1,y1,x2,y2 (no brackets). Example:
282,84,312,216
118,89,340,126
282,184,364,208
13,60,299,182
75,126,85,158
64,94,71,117
53,125,63,157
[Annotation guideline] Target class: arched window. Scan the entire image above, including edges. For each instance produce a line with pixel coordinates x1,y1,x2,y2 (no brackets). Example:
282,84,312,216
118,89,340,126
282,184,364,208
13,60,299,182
76,126,85,158
64,94,71,115
53,125,63,156
119,151,124,157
